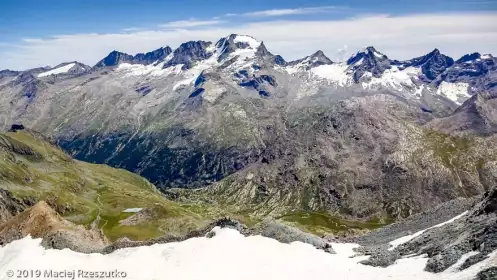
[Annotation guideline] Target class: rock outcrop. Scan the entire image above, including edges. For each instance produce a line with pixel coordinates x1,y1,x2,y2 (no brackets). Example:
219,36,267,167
0,201,109,253
355,186,497,273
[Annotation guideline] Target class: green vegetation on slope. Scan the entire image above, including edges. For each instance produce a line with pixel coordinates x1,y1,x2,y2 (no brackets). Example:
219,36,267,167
423,130,474,170
0,131,229,241
278,211,391,236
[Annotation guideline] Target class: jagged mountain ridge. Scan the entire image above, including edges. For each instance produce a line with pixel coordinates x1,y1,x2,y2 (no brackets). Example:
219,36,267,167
3,34,494,106
1,34,497,221
94,47,173,68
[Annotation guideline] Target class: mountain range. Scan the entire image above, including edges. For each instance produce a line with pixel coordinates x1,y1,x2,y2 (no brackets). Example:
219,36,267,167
1,34,497,222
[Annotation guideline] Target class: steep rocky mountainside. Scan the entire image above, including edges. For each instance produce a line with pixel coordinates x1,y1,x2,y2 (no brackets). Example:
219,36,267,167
429,91,497,136
166,94,497,222
0,130,400,250
353,186,497,276
1,34,496,223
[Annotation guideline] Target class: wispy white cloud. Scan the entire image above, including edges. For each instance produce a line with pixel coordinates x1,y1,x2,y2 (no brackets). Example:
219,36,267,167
242,6,346,17
122,27,146,32
22,38,44,43
336,45,349,62
159,19,224,29
1,12,497,70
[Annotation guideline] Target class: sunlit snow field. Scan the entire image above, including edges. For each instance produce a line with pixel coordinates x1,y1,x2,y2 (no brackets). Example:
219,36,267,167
0,225,495,280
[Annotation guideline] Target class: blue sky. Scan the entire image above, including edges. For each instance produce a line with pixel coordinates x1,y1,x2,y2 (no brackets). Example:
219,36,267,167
0,0,496,69
1,0,495,39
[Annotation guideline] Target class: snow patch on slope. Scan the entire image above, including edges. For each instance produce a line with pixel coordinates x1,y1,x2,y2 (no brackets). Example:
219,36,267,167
361,66,421,94
233,35,260,49
172,56,220,91
389,211,468,250
436,82,472,105
37,63,76,77
116,62,181,77
373,51,384,58
310,63,352,86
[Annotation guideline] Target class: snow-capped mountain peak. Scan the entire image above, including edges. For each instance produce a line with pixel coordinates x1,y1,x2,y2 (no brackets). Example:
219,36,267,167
253,41,286,66
403,48,448,66
163,41,213,69
400,49,454,82
69,35,495,109
347,46,388,65
215,34,261,62
455,52,481,64
287,50,333,71
254,41,272,58
94,50,134,68
345,46,392,81
134,46,173,65
231,34,261,49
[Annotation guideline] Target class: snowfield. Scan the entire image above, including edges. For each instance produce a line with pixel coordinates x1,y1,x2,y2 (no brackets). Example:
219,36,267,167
38,63,76,77
0,226,495,280
436,81,471,105
233,35,261,49
310,63,352,86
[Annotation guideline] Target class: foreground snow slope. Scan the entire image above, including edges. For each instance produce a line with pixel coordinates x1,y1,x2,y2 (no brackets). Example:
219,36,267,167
0,227,494,280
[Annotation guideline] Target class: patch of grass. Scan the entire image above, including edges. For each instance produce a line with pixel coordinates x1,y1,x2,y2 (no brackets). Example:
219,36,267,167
99,212,163,241
277,211,389,235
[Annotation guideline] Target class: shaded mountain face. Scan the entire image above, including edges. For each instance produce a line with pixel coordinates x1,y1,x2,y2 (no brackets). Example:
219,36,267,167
134,47,173,65
400,49,455,82
94,51,135,68
346,47,392,82
439,53,497,91
0,70,19,79
94,47,173,68
1,34,497,221
164,41,213,69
